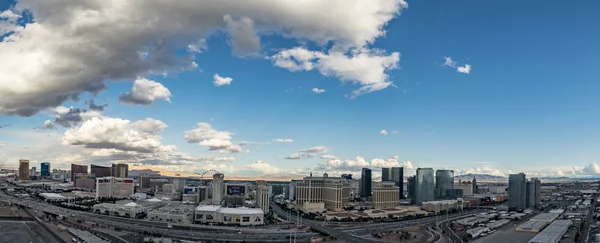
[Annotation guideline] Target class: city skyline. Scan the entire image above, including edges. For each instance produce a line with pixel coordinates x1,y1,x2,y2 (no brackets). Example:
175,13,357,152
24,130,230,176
2,0,600,178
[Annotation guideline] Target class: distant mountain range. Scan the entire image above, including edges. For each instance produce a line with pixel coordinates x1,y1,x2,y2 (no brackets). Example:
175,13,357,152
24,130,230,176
455,173,506,181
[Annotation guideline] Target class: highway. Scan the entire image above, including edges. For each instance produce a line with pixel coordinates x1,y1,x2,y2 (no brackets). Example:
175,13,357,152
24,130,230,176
0,195,318,242
579,194,598,243
272,202,485,242
271,203,374,243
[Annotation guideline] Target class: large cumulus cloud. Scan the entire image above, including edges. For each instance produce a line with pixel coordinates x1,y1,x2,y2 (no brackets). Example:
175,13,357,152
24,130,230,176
0,0,407,116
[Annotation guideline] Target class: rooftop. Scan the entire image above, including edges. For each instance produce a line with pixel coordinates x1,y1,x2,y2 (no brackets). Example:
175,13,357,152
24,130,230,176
39,193,66,199
529,220,572,243
517,220,550,230
194,205,264,215
529,213,559,222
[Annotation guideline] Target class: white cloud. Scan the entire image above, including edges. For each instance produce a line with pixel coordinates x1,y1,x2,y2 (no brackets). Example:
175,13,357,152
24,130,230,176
131,118,167,134
213,74,233,87
118,78,172,105
312,88,325,94
284,145,330,159
442,57,471,74
443,57,456,67
298,146,330,154
188,39,207,53
272,47,400,98
40,120,55,130
246,160,281,174
0,10,21,22
62,117,172,154
457,64,471,74
316,156,412,174
0,0,407,116
455,166,505,177
320,155,340,160
184,122,242,153
274,138,294,143
223,15,260,56
380,129,388,135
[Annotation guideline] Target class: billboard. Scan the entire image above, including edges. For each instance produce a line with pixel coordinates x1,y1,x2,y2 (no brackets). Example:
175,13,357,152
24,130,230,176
226,185,246,196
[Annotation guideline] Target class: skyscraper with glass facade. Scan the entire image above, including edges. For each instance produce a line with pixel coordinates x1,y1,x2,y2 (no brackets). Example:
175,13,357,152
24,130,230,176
415,168,434,204
40,162,50,177
360,168,372,198
509,173,527,210
435,169,454,200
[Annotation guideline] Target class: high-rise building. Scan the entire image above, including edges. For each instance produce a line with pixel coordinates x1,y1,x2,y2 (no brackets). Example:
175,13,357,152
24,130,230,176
71,164,88,185
435,170,455,200
526,178,541,208
289,180,302,200
256,180,270,214
212,173,224,205
90,164,111,177
340,174,353,180
111,164,129,178
18,159,30,180
295,173,350,211
95,177,134,199
30,167,37,177
391,167,404,199
372,181,400,209
509,173,527,210
40,162,50,177
360,168,372,198
381,168,391,182
415,168,434,204
172,178,186,193
75,173,96,189
407,176,416,204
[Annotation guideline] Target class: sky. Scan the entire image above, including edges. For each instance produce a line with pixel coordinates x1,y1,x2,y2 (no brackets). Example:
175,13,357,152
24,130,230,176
1,0,600,179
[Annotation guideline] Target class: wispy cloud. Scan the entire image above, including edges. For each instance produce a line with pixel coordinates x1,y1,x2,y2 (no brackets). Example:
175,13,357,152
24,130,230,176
442,56,471,74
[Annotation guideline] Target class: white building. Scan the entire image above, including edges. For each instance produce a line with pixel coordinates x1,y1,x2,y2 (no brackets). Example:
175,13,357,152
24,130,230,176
194,205,264,226
372,181,400,209
93,201,146,218
148,203,196,224
295,173,349,211
212,173,224,205
96,177,134,199
256,180,270,214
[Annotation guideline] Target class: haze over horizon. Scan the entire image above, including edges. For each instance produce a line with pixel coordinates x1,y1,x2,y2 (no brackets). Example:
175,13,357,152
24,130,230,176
1,0,600,179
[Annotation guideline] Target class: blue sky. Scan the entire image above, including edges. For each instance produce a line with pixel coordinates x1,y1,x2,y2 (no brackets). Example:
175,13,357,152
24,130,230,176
1,0,599,178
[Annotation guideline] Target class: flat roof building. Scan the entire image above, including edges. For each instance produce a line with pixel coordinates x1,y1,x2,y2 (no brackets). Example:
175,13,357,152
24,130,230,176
295,173,350,211
148,204,196,224
373,181,400,209
91,165,111,178
194,205,264,226
529,220,572,243
18,159,30,180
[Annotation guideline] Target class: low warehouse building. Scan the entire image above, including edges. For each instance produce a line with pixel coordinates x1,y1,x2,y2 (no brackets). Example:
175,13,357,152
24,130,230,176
194,205,264,226
516,220,550,233
148,204,196,224
529,220,572,243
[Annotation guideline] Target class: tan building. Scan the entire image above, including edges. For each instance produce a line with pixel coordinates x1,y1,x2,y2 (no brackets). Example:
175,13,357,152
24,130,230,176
96,177,134,198
18,159,30,180
372,181,400,209
75,173,96,189
295,173,349,211
111,164,129,178
256,180,270,214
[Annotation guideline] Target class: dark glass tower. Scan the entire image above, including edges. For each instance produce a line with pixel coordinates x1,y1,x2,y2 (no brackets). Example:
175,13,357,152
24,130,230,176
361,168,372,198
